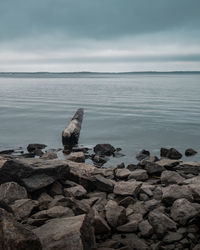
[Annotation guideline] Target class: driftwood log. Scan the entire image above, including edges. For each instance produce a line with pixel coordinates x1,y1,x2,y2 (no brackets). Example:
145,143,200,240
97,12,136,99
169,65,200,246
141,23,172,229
62,108,84,150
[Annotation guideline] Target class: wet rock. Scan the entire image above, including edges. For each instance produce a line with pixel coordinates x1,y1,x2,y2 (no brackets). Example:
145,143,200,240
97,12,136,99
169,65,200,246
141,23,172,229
105,200,127,228
67,151,85,163
162,184,193,205
0,182,28,204
64,184,87,198
94,144,115,156
11,199,38,220
160,147,182,160
41,152,58,160
161,170,185,185
163,232,183,244
144,161,165,175
93,174,114,193
171,198,198,225
33,214,96,250
136,149,150,161
185,148,197,157
127,164,138,171
91,154,108,165
114,180,142,197
93,209,111,234
115,168,131,179
148,211,177,237
128,169,148,181
138,220,153,237
0,149,15,155
27,143,46,153
0,213,42,250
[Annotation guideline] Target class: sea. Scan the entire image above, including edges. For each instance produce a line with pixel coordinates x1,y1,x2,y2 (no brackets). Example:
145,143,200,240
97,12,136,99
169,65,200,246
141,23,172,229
0,72,200,165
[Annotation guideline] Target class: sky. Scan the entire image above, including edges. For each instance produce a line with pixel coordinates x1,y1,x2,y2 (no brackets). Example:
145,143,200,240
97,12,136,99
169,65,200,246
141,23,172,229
0,0,200,72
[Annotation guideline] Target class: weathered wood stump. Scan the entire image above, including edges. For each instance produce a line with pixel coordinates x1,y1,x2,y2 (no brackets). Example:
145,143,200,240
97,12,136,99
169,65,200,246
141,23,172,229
62,108,84,150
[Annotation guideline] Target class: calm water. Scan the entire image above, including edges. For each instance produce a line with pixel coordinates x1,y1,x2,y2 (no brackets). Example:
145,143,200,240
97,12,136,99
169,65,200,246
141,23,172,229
0,73,200,165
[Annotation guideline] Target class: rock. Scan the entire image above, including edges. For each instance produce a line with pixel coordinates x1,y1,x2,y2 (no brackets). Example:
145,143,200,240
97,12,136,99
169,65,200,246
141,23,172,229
32,206,74,219
117,213,142,232
115,168,130,179
183,175,200,185
138,220,153,237
37,192,53,210
163,231,183,243
33,214,96,250
177,162,200,174
0,149,15,155
64,184,87,198
171,198,198,225
114,180,142,197
148,211,177,237
0,158,70,191
144,199,160,212
127,201,147,217
67,151,85,163
161,170,185,185
160,147,182,160
155,159,181,169
49,182,63,196
136,149,150,161
27,143,46,152
0,182,28,204
140,183,154,197
93,174,114,193
162,184,193,205
94,144,115,156
153,186,163,200
93,209,111,234
128,169,148,181
144,161,165,175
91,154,108,165
11,199,38,220
62,108,84,149
41,152,58,160
105,200,127,228
0,213,42,250
188,184,200,202
127,164,138,171
185,148,197,157
119,197,135,208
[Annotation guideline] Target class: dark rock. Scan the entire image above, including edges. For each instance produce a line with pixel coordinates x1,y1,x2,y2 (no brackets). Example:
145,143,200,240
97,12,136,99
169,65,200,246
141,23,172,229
160,147,182,160
127,164,138,171
48,182,63,196
171,198,198,225
91,154,108,165
32,206,74,219
93,174,114,193
185,148,197,157
37,193,53,210
161,170,185,185
177,162,200,174
138,220,153,237
119,197,135,208
93,209,111,234
94,144,115,156
126,201,147,217
162,184,193,205
33,214,96,250
114,180,142,197
67,151,85,163
105,200,127,228
11,199,38,220
72,146,89,153
0,149,14,155
27,144,46,153
64,184,87,198
128,169,148,181
0,182,28,204
148,211,177,238
163,232,183,243
117,213,142,232
0,212,42,250
144,161,165,175
136,149,150,161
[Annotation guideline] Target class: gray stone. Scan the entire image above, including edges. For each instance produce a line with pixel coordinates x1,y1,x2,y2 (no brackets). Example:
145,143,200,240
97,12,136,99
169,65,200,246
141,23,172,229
93,174,114,193
41,152,58,160
188,184,200,202
49,182,63,196
162,184,193,205
163,232,183,243
171,198,198,225
117,213,142,232
183,175,200,185
0,182,28,204
33,214,96,250
114,180,142,197
161,170,185,185
177,162,200,174
32,206,74,219
144,161,165,175
148,211,177,237
128,169,148,181
67,151,85,163
11,199,38,220
64,184,87,198
115,168,131,179
105,200,127,228
93,209,111,234
138,220,153,237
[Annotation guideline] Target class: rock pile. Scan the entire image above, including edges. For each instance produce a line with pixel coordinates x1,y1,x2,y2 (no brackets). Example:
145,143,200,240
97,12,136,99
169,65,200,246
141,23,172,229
0,145,200,250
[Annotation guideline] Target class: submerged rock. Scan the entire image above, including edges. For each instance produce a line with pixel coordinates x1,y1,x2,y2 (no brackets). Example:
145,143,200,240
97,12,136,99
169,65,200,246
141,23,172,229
136,149,150,161
94,144,115,156
160,147,182,160
185,148,197,157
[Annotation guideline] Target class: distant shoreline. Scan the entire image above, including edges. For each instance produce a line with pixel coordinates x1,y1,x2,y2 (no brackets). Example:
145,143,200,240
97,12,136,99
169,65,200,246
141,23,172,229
0,71,200,78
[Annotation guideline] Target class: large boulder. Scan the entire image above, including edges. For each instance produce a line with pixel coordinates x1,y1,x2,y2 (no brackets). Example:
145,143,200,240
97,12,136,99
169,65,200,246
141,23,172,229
0,159,70,192
160,147,182,160
0,182,28,204
94,144,115,156
27,144,46,153
11,199,38,220
33,214,96,250
0,211,42,250
161,170,185,185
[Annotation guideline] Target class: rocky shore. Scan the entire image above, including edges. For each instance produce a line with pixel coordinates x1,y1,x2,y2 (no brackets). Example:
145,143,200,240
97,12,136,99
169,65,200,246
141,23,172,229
0,143,200,250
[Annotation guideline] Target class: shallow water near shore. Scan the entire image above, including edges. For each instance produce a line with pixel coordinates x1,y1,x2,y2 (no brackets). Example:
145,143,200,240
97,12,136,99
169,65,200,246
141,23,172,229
0,73,200,165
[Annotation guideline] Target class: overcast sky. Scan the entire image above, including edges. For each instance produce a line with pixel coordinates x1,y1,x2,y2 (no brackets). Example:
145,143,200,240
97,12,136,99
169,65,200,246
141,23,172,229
0,0,200,72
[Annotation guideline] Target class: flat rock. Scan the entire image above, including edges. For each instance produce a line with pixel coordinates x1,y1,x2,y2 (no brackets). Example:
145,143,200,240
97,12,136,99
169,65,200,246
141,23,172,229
176,162,200,174
183,175,200,185
0,182,28,204
64,184,87,198
161,170,185,185
128,169,148,181
93,174,114,193
67,152,85,163
171,198,198,225
114,180,142,197
156,159,181,169
33,214,96,250
0,213,42,250
162,184,193,205
11,199,38,220
148,211,177,237
105,200,127,228
115,168,131,179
